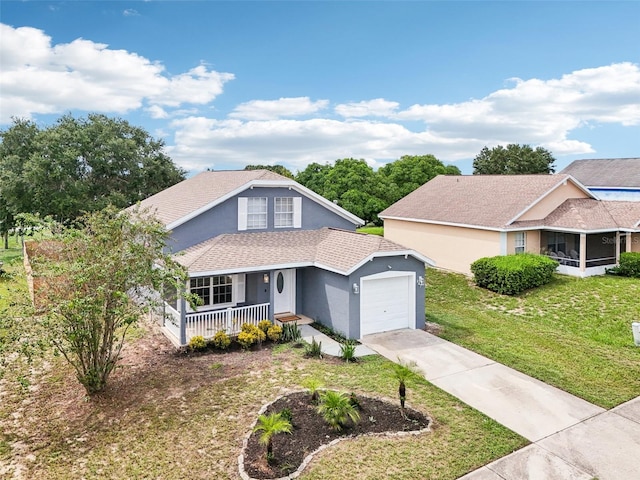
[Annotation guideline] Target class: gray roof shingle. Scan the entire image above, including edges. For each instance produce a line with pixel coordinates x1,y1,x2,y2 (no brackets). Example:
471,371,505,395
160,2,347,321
379,174,581,229
560,158,640,188
175,228,427,275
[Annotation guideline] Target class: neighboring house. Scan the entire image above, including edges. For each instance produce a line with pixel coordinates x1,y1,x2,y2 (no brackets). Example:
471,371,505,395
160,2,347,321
561,158,640,201
380,174,640,278
137,169,431,346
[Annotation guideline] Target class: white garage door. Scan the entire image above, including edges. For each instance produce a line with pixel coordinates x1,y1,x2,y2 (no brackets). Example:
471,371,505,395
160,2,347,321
360,272,415,337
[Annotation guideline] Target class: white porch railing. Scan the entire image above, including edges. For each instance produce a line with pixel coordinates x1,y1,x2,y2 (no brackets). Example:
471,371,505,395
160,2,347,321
186,303,270,341
163,304,181,340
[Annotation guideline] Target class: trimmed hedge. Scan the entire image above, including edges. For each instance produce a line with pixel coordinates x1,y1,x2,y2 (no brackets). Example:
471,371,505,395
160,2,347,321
607,252,640,278
471,253,558,295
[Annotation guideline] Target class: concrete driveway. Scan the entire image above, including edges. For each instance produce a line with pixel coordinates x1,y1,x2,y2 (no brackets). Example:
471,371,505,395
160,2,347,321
362,329,640,480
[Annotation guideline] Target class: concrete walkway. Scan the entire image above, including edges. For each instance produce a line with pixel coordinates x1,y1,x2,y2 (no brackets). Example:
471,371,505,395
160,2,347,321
361,329,640,480
298,324,376,357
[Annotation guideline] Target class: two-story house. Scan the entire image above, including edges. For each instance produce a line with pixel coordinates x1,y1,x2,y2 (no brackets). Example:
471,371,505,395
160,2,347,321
138,169,432,346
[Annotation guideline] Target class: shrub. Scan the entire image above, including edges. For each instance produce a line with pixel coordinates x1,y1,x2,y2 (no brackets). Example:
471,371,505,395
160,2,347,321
258,319,273,333
237,324,266,349
212,330,231,350
471,253,558,295
304,337,323,358
253,412,292,461
317,390,360,431
281,322,301,343
607,252,640,278
279,407,293,424
267,325,283,342
339,341,357,362
302,378,324,404
188,335,207,351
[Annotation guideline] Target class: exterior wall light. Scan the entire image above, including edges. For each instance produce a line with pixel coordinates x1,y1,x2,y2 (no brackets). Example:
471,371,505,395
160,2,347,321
263,273,270,284
352,283,359,294
417,276,425,287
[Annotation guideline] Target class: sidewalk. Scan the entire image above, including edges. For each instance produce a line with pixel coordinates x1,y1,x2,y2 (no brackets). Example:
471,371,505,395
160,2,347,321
298,324,376,358
362,329,640,480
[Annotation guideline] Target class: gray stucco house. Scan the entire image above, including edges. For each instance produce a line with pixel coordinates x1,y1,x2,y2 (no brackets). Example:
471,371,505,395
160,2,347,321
137,169,431,346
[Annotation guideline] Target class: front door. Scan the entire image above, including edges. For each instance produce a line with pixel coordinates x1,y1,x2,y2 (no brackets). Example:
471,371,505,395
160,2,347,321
273,269,296,314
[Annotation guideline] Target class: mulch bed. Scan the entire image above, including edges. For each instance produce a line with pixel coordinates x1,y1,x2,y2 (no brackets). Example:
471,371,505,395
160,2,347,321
242,391,430,479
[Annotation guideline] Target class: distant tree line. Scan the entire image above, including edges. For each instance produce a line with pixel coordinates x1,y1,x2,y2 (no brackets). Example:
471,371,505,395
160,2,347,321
247,155,461,225
0,114,186,247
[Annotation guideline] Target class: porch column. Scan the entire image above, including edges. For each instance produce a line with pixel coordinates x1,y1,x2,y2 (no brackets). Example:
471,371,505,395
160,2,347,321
499,232,508,255
627,232,633,252
616,232,621,263
579,233,587,272
179,297,187,346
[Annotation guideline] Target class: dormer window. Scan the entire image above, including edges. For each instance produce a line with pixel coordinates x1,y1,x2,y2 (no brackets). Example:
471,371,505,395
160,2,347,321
247,197,267,229
275,197,294,227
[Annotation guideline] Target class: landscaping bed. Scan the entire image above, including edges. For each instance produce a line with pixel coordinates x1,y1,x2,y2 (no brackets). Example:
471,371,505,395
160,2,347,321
242,391,430,479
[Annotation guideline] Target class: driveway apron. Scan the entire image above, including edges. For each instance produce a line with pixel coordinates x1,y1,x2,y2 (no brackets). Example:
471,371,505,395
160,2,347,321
362,329,640,480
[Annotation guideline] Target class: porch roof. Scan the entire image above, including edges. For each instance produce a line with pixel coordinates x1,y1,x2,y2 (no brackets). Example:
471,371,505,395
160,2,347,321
560,158,640,188
510,199,640,231
174,228,433,276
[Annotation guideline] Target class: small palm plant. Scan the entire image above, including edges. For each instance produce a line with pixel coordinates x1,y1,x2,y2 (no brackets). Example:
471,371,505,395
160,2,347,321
392,359,420,409
253,412,293,462
302,377,324,404
317,390,360,431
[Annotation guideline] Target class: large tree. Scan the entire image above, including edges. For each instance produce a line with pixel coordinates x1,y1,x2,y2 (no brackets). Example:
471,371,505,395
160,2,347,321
33,207,191,395
378,154,461,204
244,164,294,179
0,114,186,225
472,144,556,175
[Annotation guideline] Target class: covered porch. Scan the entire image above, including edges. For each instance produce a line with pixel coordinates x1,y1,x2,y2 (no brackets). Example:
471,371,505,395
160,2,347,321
541,230,632,277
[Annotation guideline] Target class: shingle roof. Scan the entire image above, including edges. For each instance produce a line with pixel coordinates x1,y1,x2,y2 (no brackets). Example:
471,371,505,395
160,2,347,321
510,199,640,231
379,174,581,229
136,169,290,226
560,158,640,188
175,228,429,275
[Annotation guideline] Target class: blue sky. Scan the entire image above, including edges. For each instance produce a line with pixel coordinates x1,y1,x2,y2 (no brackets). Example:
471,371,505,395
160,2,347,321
1,1,639,175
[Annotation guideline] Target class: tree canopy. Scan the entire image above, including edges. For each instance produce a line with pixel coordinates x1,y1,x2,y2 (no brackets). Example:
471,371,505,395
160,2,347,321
244,164,294,179
472,144,556,175
0,114,186,231
295,155,459,224
32,207,191,394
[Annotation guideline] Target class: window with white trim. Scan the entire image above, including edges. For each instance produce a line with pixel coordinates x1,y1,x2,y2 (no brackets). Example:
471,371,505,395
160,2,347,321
247,197,267,229
515,232,526,254
274,197,294,227
190,275,235,308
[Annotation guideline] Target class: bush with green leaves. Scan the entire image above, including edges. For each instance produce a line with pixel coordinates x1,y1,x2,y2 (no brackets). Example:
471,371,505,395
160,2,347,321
339,341,357,362
392,360,420,409
267,324,283,342
281,322,301,343
607,252,640,278
211,330,231,350
304,337,323,358
302,378,324,404
188,335,207,351
471,253,558,295
317,390,360,431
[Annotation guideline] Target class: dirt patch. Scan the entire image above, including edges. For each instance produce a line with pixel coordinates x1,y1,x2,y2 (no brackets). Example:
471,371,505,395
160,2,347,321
242,391,430,479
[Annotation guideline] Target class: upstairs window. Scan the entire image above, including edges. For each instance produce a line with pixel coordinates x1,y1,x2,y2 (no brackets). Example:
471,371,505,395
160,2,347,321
515,232,526,254
275,197,294,227
247,197,267,229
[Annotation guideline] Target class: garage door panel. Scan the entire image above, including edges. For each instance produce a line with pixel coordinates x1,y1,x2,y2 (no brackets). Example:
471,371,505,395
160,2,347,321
360,274,413,337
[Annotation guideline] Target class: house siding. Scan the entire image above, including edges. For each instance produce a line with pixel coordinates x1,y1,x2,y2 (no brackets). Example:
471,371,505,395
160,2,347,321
245,272,270,306
169,187,357,252
384,219,501,275
348,255,426,339
507,230,541,255
300,267,351,338
517,181,590,221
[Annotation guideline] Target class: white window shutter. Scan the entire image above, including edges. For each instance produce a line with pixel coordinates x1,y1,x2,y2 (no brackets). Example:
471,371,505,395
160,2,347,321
293,197,302,228
234,274,246,304
238,197,248,231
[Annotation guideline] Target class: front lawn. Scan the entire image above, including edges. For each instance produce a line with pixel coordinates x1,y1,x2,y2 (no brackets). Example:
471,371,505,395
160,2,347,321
426,269,640,408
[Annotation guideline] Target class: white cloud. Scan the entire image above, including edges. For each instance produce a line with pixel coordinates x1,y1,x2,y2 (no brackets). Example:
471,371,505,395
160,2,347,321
230,97,329,120
0,24,234,123
335,98,399,118
123,9,140,17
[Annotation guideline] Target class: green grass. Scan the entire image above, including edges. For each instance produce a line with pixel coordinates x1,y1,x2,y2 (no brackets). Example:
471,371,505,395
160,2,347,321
426,269,640,408
357,226,384,236
0,261,527,479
